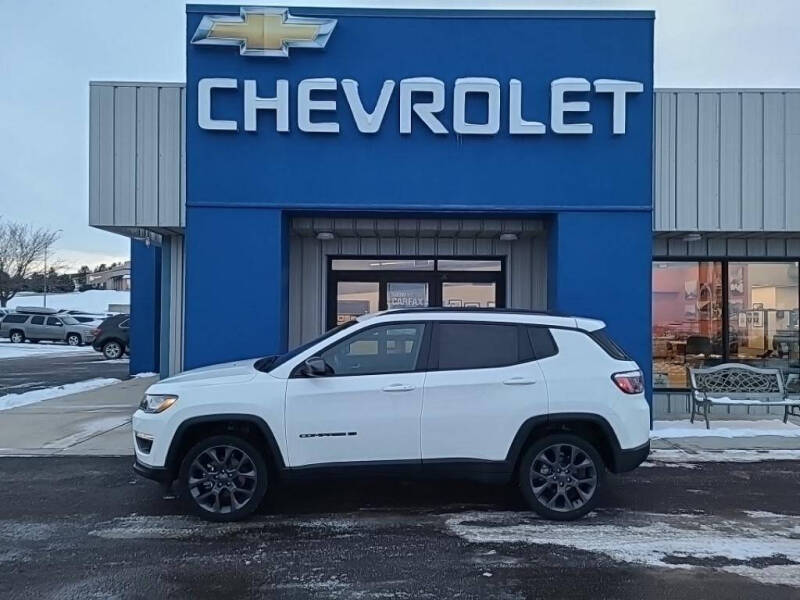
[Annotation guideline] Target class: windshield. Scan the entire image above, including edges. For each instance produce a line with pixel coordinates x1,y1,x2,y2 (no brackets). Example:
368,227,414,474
61,316,79,325
254,320,358,372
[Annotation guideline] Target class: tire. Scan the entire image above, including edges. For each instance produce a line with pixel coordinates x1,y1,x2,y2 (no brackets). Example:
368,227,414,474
66,333,82,346
178,434,268,522
102,340,123,359
518,433,604,521
9,330,24,343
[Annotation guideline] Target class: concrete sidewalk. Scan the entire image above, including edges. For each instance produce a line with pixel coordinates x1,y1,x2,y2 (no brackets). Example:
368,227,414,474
0,376,155,456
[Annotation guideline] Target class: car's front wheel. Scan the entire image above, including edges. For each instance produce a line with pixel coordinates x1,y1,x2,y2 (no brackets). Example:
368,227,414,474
178,435,268,522
519,433,604,521
66,333,82,346
9,331,24,343
102,340,123,359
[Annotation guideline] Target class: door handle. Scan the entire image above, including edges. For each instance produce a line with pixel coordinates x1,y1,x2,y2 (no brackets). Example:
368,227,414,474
503,377,537,385
382,383,415,392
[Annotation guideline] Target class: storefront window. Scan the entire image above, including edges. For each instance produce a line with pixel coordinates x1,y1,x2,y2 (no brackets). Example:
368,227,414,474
727,262,800,391
336,282,379,324
653,260,800,390
652,262,723,388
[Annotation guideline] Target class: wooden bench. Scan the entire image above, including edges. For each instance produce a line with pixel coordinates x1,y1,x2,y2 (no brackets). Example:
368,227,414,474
688,363,800,429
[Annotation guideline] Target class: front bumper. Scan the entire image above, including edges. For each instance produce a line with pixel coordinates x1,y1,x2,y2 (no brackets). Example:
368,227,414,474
133,459,173,484
611,441,650,473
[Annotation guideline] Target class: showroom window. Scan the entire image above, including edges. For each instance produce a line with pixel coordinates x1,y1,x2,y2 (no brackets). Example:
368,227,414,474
652,260,799,391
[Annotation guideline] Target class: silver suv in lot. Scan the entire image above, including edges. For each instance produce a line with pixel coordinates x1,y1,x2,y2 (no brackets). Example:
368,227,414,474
0,309,97,346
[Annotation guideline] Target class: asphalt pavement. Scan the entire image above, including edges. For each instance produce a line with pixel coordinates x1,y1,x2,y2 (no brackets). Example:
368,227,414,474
0,350,130,396
0,457,798,599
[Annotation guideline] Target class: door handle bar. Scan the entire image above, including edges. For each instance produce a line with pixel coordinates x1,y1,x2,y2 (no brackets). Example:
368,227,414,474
503,378,537,385
382,384,415,392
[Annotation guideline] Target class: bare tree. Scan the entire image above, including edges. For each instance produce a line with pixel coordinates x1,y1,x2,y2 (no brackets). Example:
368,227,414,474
0,220,61,307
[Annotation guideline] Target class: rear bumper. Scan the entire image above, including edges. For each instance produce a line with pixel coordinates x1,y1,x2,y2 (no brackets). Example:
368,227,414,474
133,460,173,484
611,441,650,473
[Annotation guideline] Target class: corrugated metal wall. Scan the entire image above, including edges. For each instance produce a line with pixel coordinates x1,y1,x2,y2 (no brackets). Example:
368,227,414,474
653,233,800,257
654,89,800,232
288,218,547,347
89,82,186,232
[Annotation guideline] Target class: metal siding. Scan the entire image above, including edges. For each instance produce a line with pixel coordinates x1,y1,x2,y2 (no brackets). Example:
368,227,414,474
655,90,800,233
136,86,159,226
675,93,698,229
653,234,800,258
89,82,184,230
158,87,182,227
697,93,720,229
741,93,764,229
719,92,743,229
113,87,137,225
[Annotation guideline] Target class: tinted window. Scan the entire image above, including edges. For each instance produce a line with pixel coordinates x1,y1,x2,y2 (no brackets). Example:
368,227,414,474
529,327,558,360
31,316,45,325
3,315,28,324
436,323,522,370
46,317,62,326
589,329,631,360
320,323,426,376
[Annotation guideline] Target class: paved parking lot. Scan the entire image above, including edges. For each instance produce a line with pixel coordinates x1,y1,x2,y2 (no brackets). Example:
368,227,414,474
0,456,798,599
0,346,129,397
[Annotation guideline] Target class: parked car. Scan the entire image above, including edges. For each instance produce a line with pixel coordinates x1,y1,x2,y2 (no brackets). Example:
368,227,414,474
92,313,130,359
0,311,97,346
132,308,651,522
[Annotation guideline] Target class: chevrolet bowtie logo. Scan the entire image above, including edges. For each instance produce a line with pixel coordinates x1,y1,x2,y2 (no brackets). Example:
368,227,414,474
191,7,337,58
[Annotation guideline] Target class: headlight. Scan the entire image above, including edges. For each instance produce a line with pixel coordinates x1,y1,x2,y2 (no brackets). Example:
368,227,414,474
139,394,178,413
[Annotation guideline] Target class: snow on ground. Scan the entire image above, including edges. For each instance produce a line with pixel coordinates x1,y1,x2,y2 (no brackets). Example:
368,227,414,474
0,340,96,359
648,448,800,463
0,378,121,411
652,419,800,438
445,509,800,587
6,290,129,314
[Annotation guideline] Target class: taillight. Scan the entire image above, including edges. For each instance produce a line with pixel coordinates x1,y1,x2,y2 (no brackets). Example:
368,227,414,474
612,370,644,394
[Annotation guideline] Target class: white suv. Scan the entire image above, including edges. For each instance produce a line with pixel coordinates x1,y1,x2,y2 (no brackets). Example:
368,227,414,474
133,309,650,521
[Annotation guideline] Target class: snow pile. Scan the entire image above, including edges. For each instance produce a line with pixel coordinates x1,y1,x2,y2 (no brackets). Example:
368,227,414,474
446,509,800,587
648,448,800,463
0,340,95,360
0,378,121,411
6,290,129,314
651,419,800,439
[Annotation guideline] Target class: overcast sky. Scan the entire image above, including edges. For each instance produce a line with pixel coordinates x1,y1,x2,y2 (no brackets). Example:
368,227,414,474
1,0,799,270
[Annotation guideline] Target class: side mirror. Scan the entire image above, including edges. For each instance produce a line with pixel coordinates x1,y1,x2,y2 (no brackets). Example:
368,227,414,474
302,357,329,377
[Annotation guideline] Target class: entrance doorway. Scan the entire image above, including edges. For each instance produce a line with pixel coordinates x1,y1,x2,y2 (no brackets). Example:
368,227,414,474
328,258,505,327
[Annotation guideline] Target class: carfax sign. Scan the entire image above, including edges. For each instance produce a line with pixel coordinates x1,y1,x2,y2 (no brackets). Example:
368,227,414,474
186,6,654,211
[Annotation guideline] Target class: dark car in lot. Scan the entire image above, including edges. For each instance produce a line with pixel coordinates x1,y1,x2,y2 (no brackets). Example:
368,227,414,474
92,314,130,359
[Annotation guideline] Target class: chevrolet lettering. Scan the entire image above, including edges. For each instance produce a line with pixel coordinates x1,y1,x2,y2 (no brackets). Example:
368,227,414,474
197,76,644,135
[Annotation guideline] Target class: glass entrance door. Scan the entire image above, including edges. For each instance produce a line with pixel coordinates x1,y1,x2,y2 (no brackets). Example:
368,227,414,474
329,258,505,327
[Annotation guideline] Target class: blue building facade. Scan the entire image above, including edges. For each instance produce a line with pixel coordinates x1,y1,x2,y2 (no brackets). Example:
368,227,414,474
130,6,655,401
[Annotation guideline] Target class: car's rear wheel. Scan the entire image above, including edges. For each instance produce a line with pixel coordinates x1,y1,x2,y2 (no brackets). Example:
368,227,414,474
9,331,24,343
67,333,82,346
102,340,123,359
178,435,268,522
519,433,604,521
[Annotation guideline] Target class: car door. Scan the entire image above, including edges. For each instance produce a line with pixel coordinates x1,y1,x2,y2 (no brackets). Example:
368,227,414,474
45,316,65,341
285,321,430,467
28,316,47,339
421,322,551,462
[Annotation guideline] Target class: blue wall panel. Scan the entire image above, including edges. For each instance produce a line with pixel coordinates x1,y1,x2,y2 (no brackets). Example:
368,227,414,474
184,206,288,368
548,211,653,402
130,239,161,375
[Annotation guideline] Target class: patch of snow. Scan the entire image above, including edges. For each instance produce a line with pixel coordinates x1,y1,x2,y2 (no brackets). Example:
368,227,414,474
0,340,95,360
132,372,157,378
6,290,129,314
651,419,800,439
445,510,800,587
0,378,121,411
649,448,800,463
42,416,130,449
639,461,698,469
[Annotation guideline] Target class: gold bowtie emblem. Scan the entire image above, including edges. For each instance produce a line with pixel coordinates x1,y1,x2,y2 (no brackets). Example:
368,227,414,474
192,7,337,58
